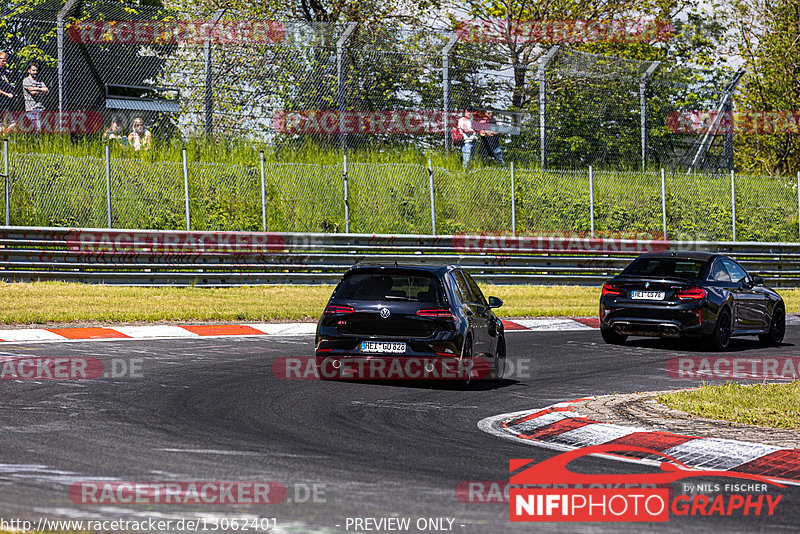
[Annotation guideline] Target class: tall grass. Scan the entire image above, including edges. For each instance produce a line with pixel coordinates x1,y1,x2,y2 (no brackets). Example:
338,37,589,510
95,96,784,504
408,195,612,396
2,134,798,241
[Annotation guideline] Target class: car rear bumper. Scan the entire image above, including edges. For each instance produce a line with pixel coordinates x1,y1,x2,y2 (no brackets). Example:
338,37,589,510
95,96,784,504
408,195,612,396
603,318,703,337
600,300,705,337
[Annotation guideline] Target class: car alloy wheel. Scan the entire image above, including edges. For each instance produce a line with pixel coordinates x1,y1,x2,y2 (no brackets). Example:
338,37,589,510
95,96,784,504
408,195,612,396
760,306,785,346
711,308,732,351
491,337,506,381
459,337,473,387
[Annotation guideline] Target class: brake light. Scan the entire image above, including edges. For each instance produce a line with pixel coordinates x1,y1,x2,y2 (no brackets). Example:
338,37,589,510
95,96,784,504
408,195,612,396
416,308,456,320
323,305,355,316
602,283,621,296
677,287,707,300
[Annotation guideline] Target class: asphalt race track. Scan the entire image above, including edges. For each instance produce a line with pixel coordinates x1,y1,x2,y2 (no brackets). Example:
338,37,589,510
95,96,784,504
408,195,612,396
1,327,799,533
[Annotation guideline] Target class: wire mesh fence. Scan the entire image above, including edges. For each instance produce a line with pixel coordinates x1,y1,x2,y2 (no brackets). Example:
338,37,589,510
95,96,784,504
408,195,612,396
0,1,743,172
4,146,800,242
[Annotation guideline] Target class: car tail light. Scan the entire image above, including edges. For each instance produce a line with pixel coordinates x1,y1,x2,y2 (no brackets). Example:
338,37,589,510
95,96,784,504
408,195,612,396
601,283,621,296
323,305,355,316
677,287,707,300
416,308,456,320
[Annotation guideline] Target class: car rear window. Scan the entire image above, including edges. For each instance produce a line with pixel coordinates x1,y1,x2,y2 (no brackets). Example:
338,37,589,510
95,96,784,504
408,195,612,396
334,273,445,303
623,258,706,278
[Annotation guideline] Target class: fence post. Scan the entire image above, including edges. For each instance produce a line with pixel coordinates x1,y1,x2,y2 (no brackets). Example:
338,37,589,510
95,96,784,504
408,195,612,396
204,9,225,137
588,166,595,238
182,147,190,231
343,154,350,233
510,161,516,237
640,61,660,172
105,144,112,228
260,151,267,232
3,139,8,226
730,169,736,242
442,32,458,153
661,168,667,240
538,45,559,170
428,159,436,235
337,23,358,153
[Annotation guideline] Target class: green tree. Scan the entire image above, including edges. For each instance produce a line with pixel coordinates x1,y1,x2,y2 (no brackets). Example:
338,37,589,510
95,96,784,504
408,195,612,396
722,0,800,175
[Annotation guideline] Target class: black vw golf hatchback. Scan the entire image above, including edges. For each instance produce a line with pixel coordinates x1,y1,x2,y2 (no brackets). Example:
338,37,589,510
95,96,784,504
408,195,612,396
315,265,506,382
599,251,785,350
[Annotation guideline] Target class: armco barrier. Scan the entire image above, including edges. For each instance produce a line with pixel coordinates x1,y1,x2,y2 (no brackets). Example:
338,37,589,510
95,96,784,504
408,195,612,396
0,226,799,287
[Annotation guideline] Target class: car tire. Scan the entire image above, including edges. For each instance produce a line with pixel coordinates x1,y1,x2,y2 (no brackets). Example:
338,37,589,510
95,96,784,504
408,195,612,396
601,327,627,345
709,308,733,351
459,337,473,388
489,336,506,381
759,305,785,346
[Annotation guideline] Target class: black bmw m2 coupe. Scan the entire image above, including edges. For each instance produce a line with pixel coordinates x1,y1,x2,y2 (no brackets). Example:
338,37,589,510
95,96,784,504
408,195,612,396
599,251,785,351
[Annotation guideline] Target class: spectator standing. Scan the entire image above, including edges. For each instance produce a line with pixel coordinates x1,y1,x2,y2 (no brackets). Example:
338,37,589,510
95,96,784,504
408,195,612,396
0,52,16,133
128,117,151,151
22,62,48,131
478,110,505,165
0,53,14,112
458,108,478,169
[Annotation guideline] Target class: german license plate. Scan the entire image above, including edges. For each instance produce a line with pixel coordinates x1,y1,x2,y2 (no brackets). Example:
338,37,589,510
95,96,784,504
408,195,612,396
361,341,407,354
631,290,665,300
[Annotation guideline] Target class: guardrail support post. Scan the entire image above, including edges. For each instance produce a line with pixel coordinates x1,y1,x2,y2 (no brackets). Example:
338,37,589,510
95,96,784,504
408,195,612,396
510,161,516,237
343,154,350,233
661,168,667,240
428,159,436,235
105,144,112,228
3,139,8,226
183,147,190,231
588,166,595,238
260,151,267,232
730,169,736,242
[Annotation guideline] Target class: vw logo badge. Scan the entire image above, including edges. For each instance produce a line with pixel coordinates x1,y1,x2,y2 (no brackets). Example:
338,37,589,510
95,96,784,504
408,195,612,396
380,308,391,319
645,282,650,288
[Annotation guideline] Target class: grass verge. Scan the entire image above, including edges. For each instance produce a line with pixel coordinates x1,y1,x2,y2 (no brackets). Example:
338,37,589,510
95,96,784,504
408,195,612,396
1,283,799,325
0,282,600,324
658,382,800,430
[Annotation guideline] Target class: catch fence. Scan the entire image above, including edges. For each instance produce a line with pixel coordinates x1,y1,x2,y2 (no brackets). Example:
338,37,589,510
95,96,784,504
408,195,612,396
2,141,799,243
0,1,734,171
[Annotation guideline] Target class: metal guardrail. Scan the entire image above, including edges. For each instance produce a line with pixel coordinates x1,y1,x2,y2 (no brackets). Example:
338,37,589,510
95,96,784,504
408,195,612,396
1,226,799,287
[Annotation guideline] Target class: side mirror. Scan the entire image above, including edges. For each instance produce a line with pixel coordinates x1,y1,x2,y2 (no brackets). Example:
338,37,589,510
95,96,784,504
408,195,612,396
753,276,764,286
488,296,503,309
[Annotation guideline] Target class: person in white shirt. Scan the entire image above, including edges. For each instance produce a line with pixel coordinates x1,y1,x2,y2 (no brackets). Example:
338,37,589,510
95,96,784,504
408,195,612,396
457,108,478,169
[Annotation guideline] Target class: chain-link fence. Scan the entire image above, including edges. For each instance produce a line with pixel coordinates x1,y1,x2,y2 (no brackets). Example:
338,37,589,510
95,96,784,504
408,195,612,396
0,1,744,172
5,143,799,242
